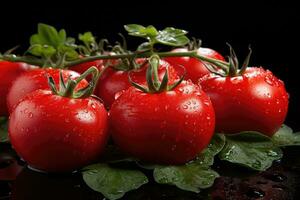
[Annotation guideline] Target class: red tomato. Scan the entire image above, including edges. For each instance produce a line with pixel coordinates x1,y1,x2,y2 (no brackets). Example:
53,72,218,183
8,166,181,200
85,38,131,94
7,69,88,113
0,61,34,116
109,80,215,164
9,89,109,172
164,47,225,83
199,67,289,136
71,60,104,80
96,59,178,108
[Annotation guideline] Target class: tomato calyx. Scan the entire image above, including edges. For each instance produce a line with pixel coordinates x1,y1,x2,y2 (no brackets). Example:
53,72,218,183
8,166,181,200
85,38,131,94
129,55,185,93
48,66,100,98
226,44,252,77
187,37,202,51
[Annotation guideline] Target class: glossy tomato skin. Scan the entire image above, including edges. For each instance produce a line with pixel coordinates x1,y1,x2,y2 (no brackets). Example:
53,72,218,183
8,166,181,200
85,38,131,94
71,60,104,80
199,67,289,136
0,61,34,116
109,81,215,164
9,90,109,172
96,59,178,109
7,69,88,113
164,47,225,83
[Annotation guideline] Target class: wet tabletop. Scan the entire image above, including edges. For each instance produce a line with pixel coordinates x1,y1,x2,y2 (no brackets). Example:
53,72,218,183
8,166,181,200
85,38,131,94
1,143,300,200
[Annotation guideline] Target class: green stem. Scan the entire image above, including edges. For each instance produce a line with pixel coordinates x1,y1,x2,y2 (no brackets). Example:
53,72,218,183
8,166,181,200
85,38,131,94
1,50,230,72
0,55,45,66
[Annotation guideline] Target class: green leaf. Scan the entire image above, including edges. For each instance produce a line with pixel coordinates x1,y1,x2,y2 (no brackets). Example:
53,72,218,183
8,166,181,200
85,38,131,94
124,24,147,37
196,134,226,167
156,27,189,46
79,32,96,44
57,45,78,59
29,44,57,58
153,163,219,192
30,23,63,47
29,23,77,60
272,124,300,146
219,132,283,171
82,163,148,200
124,24,188,47
0,117,9,143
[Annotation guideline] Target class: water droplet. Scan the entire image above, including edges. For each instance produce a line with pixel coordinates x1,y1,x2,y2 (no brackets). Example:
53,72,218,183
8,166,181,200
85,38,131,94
265,76,274,86
28,112,33,118
267,150,278,157
246,188,265,198
65,118,70,123
164,105,169,110
278,109,282,113
154,107,159,112
206,116,211,120
182,105,188,109
203,101,210,106
276,99,280,104
91,103,96,109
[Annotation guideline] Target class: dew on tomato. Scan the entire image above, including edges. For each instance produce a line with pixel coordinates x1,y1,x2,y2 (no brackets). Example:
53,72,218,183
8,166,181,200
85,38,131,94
109,81,215,164
199,67,289,136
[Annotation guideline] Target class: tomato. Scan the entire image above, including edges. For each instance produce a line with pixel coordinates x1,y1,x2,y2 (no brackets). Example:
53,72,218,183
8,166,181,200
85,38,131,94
0,61,34,116
109,80,215,164
71,59,104,80
199,67,289,136
9,89,109,172
7,69,88,113
164,47,225,83
96,59,178,108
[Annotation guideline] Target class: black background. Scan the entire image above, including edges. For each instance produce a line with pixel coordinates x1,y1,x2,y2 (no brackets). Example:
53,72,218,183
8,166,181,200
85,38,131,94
0,2,299,130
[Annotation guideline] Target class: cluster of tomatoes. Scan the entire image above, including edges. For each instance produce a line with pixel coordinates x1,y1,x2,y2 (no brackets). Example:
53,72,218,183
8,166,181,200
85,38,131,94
0,45,289,172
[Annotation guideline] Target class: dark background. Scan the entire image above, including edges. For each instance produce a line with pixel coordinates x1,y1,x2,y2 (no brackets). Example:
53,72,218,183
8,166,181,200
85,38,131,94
0,2,299,130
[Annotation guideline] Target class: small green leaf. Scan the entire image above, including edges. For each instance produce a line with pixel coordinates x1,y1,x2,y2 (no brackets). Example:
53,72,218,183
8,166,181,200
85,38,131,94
137,42,151,52
153,163,219,192
196,134,226,167
156,27,189,46
0,117,9,143
144,25,158,37
57,45,78,59
272,124,300,146
79,32,96,44
82,163,148,200
124,24,147,37
29,23,77,60
29,44,57,58
219,132,283,171
125,24,188,47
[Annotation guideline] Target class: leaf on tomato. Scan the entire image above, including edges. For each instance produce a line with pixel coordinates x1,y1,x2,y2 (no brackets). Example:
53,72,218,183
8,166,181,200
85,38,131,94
124,24,158,38
195,134,226,167
0,117,9,143
82,163,148,200
219,131,283,171
272,124,300,146
124,24,189,47
78,32,96,45
153,163,219,193
29,23,78,59
156,27,189,46
29,44,57,58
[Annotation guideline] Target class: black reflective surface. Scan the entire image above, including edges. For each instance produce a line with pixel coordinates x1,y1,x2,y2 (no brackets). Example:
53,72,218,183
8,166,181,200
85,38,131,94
1,143,300,200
